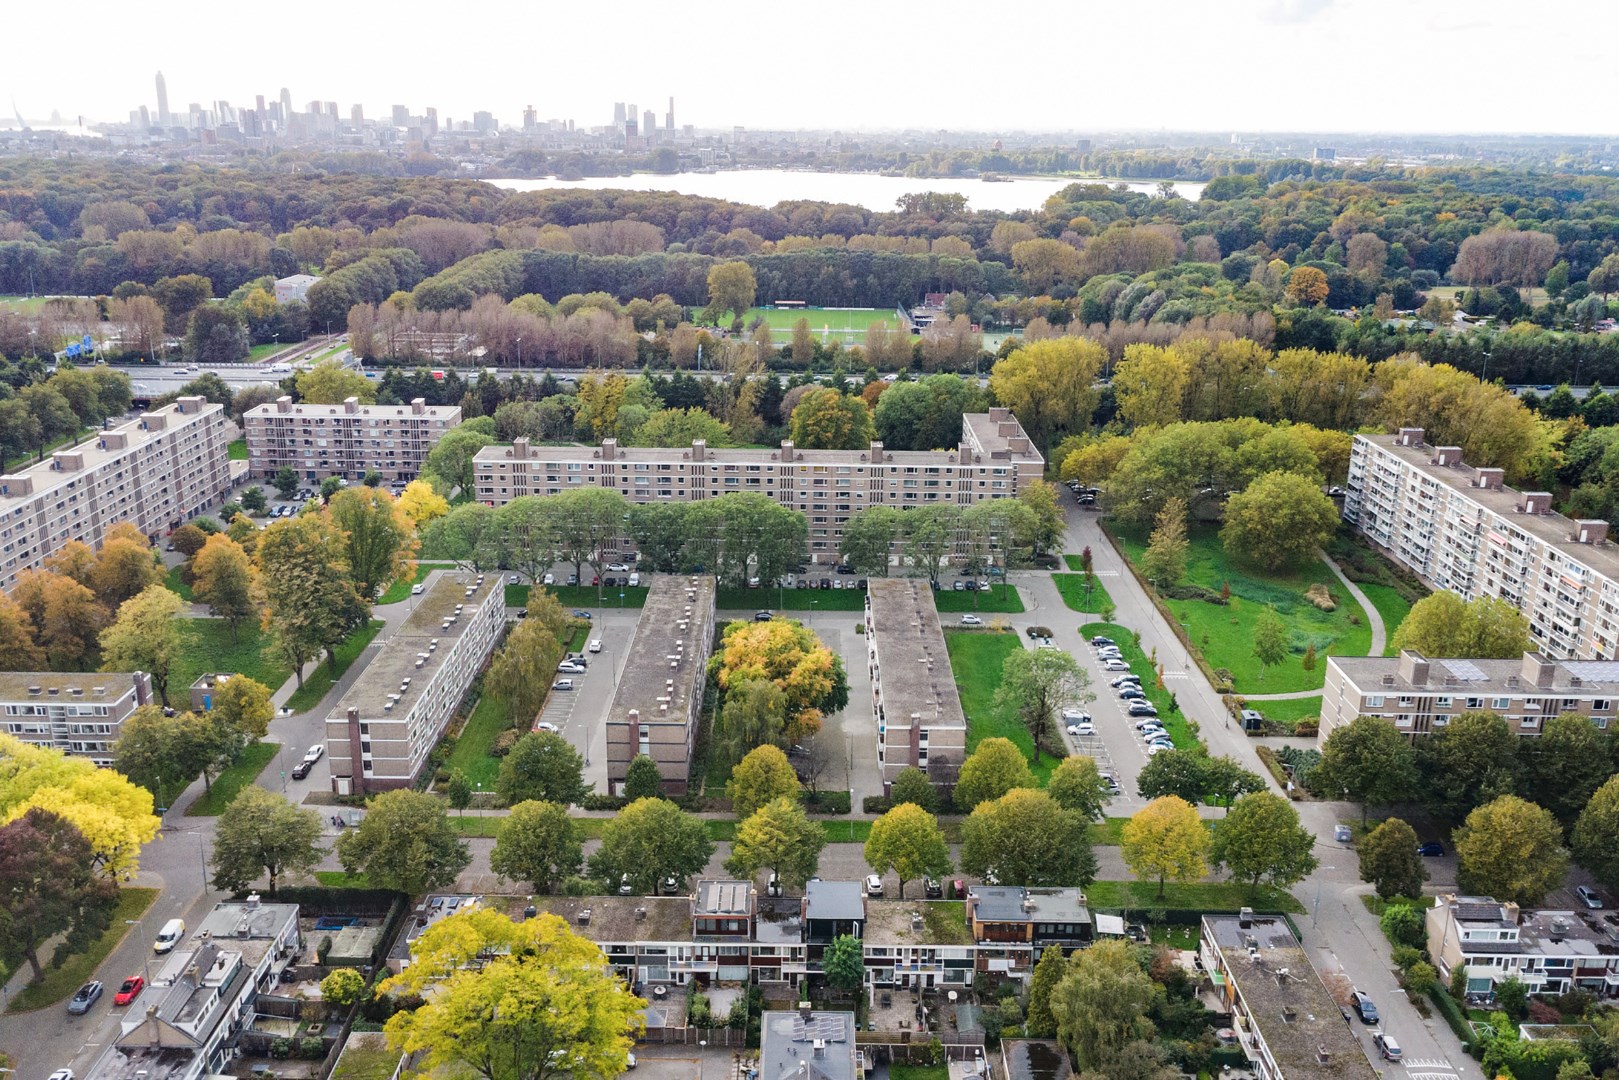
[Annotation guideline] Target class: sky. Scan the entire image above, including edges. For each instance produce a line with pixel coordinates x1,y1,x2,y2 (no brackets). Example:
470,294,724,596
11,0,1618,135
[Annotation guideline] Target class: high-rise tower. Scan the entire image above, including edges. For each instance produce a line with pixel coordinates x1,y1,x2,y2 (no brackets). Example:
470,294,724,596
666,96,674,131
155,71,170,125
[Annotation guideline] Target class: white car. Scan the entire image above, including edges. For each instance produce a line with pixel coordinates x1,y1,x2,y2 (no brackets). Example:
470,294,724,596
607,563,629,573
302,744,324,764
960,614,984,626
627,572,641,586
1146,743,1173,756
1067,721,1096,736
1062,709,1092,723
865,874,884,897
1096,648,1123,660
552,679,575,691
542,573,555,585
557,661,586,675
588,638,602,654
48,1071,74,1080
1102,659,1131,672
535,722,561,733
410,583,425,595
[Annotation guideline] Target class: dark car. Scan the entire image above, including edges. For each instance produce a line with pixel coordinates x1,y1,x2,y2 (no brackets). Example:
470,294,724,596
924,879,943,899
836,564,854,575
571,610,592,620
820,578,831,590
1125,923,1148,943
754,611,773,622
1417,841,1446,857
1090,636,1115,647
67,980,103,1015
856,579,868,590
1127,703,1159,717
290,760,313,781
1351,990,1379,1024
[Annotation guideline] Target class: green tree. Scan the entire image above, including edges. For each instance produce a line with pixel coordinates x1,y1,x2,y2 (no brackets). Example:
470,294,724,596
705,261,757,324
1047,756,1110,822
887,766,937,812
1140,497,1189,588
838,506,901,577
445,770,473,813
335,789,471,895
296,358,375,404
631,407,730,448
320,968,369,1008
1018,481,1066,558
823,934,864,993
1121,795,1211,898
489,800,583,894
211,785,326,896
588,797,715,895
1220,471,1340,568
272,467,299,500
864,803,952,899
1202,755,1267,809
1251,605,1288,679
1312,714,1420,822
1573,775,1619,890
1418,711,1521,822
240,486,267,515
549,487,631,594
953,737,1036,811
497,731,589,808
1455,795,1569,906
717,678,788,764
994,647,1091,764
486,618,565,728
1026,943,1065,1038
621,755,663,801
190,533,260,641
113,705,216,803
326,486,417,602
1391,591,1531,658
382,907,644,1080
422,428,495,497
961,788,1096,888
0,809,119,980
788,388,875,450
724,797,826,890
1380,904,1426,949
1137,749,1210,804
902,503,961,587
256,514,368,687
791,318,813,365
988,338,1105,450
99,584,184,707
1050,939,1158,1072
1358,817,1428,900
726,744,800,819
1211,792,1317,896
1522,712,1614,830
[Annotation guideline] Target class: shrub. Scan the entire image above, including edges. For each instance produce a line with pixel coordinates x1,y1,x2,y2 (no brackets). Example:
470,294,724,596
862,795,890,814
1526,1000,1562,1025
1391,945,1424,971
1304,583,1336,611
270,1038,293,1059
581,793,627,811
1294,719,1319,737
1380,904,1425,949
1403,961,1438,996
854,623,865,635
490,729,521,757
299,1037,325,1060
316,935,332,964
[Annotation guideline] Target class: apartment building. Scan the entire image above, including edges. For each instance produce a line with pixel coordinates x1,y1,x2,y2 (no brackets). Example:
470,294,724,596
602,574,715,796
472,408,1044,563
1200,912,1378,1080
0,396,230,591
243,395,461,484
865,579,968,791
1321,650,1619,740
326,572,503,794
0,671,153,765
88,895,301,1080
1344,429,1619,660
1426,894,1619,998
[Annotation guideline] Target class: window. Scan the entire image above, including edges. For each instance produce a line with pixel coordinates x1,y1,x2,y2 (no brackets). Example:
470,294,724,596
1364,695,1385,708
1492,697,1512,710
1466,697,1483,709
1436,696,1453,708
1596,700,1612,712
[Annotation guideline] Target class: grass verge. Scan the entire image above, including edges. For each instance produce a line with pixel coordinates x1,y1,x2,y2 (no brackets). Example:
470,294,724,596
377,563,456,606
1053,573,1113,614
282,620,385,714
165,563,194,602
945,629,1061,784
934,584,1024,613
506,584,649,609
316,871,372,888
446,694,513,790
1357,582,1414,655
1080,621,1199,750
8,887,159,1011
185,741,280,816
228,438,248,461
1250,696,1322,728
719,585,866,611
1086,879,1303,914
171,619,292,698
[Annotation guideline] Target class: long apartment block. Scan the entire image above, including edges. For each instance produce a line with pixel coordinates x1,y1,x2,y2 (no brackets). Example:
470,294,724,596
1321,649,1619,741
244,395,461,484
0,671,153,766
473,408,1044,563
0,396,230,591
1345,429,1619,659
865,578,967,790
326,571,504,794
603,574,715,796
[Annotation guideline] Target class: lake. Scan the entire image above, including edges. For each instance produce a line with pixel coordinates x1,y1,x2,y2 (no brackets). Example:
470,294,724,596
491,169,1204,213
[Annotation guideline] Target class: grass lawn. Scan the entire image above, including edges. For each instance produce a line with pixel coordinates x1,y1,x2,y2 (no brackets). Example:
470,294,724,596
718,585,866,611
185,741,280,816
1088,817,1129,845
165,563,194,602
446,693,513,790
1252,696,1323,727
228,438,248,461
247,341,286,362
934,584,1024,613
1358,582,1414,655
1148,923,1201,949
819,820,873,844
1112,523,1371,694
1053,573,1113,614
377,562,456,606
331,1033,403,1080
171,619,292,697
1085,879,1303,914
506,584,649,610
315,870,372,888
945,629,1061,784
1080,622,1199,750
283,620,386,714
889,1067,950,1080
8,887,158,1011
739,306,899,337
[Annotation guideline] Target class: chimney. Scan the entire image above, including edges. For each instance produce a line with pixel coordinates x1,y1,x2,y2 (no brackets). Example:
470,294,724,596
601,438,617,461
691,439,706,461
1520,492,1553,514
102,430,129,450
1239,906,1254,928
780,440,795,462
869,441,884,464
1521,652,1556,689
411,397,426,414
1397,650,1430,687
140,411,167,430
344,396,360,414
276,395,293,413
1474,467,1504,490
1431,446,1463,467
513,437,530,459
1396,427,1424,447
1575,519,1610,545
988,406,1010,423
798,1001,813,1022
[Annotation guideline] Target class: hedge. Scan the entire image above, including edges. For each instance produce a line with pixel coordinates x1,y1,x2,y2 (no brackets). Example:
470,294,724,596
1430,987,1478,1058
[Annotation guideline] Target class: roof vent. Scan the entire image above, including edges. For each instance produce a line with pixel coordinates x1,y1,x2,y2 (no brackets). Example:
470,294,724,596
577,908,591,925
1239,906,1254,928
635,907,647,921
1316,1045,1331,1065
26,686,40,696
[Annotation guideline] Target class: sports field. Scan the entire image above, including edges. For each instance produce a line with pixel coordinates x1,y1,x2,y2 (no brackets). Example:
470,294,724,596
746,306,903,337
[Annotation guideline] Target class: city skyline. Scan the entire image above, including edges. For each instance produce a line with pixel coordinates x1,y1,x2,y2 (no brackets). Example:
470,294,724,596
8,0,1619,135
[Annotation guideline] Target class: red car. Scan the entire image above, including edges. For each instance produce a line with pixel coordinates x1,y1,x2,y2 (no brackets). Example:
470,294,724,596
114,975,145,1006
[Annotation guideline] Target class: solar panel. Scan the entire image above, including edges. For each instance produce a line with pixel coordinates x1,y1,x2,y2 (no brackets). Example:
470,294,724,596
1565,661,1619,682
1441,660,1487,681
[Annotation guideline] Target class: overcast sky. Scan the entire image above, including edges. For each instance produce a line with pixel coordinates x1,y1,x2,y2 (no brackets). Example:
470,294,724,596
12,0,1617,135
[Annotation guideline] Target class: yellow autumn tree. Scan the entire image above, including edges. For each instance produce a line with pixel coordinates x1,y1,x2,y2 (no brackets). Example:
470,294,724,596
0,734,160,877
712,619,846,741
1285,265,1330,306
396,479,450,530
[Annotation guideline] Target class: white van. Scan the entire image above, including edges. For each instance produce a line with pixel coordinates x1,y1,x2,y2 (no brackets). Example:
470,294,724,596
153,918,185,954
627,572,641,587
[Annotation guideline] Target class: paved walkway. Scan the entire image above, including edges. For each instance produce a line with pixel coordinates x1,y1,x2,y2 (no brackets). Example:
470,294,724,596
1319,547,1387,655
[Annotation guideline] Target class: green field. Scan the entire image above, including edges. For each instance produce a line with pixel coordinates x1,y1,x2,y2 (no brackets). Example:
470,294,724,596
1085,879,1303,914
1080,622,1199,750
247,342,286,362
1358,582,1414,655
506,584,649,609
185,741,280,816
945,629,1061,784
934,583,1024,613
8,887,158,1010
171,619,292,698
739,306,901,338
717,585,867,611
1112,523,1372,694
283,619,386,713
1053,573,1113,614
1251,696,1323,728
228,438,249,460
165,563,194,602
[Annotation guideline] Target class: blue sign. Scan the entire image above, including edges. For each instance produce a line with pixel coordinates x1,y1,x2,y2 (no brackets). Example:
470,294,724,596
81,334,92,348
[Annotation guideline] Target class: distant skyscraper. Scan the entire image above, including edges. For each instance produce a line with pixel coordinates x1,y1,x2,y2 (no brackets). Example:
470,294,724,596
642,109,655,138
625,114,638,138
424,106,438,135
666,96,674,131
627,102,638,127
138,105,150,130
351,104,364,127
523,105,537,131
473,111,495,134
392,104,409,127
613,102,626,125
155,71,170,125
279,88,292,116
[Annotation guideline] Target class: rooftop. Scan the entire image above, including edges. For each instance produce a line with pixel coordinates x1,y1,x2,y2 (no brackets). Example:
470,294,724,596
1329,650,1619,697
0,396,219,501
246,398,459,419
759,1009,859,1080
961,408,1045,466
605,574,713,731
1360,432,1619,581
525,895,693,945
755,895,806,945
694,880,754,918
84,1040,199,1080
392,894,485,961
191,896,299,965
865,899,974,946
328,571,499,721
968,886,1090,927
806,880,866,923
1203,914,1377,1079
868,578,968,734
0,670,142,703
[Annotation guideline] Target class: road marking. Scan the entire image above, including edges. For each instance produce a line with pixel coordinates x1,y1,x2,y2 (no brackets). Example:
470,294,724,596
1164,672,1189,679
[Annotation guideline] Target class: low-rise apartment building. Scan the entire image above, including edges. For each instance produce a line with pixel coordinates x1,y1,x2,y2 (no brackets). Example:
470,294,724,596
866,578,968,791
1321,650,1619,741
326,571,503,794
1345,429,1619,660
1201,912,1378,1080
1426,893,1619,998
602,574,715,796
243,395,460,484
0,396,229,591
472,408,1044,564
0,671,153,765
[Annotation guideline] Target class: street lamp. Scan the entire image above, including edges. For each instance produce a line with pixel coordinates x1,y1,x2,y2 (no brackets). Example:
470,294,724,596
1311,867,1337,927
515,336,522,370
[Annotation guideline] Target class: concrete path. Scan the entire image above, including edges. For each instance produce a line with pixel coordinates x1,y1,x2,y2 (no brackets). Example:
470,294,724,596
1320,546,1387,656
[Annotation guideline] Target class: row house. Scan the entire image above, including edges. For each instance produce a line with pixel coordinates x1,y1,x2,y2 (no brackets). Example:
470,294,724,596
1426,894,1619,998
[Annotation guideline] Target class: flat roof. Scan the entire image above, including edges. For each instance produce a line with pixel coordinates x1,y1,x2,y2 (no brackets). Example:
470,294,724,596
1328,652,1619,696
806,880,866,922
867,578,967,733
760,1010,858,1080
1360,433,1619,581
969,886,1090,926
1204,914,1377,1079
694,880,754,917
0,397,219,501
526,895,693,944
0,671,140,703
605,574,713,730
865,899,974,946
962,409,1045,465
328,571,499,721
245,400,460,418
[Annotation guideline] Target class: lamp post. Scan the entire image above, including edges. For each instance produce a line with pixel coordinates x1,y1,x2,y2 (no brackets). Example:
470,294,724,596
1311,867,1337,928
515,336,522,370
126,915,153,987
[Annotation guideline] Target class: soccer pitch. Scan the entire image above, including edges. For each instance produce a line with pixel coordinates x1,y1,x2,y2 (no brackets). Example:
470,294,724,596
747,306,903,337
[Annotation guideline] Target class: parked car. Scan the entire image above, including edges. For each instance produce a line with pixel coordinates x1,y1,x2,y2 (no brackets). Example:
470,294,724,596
1067,721,1096,736
557,661,586,675
588,639,602,653
1334,824,1353,843
755,611,774,622
67,981,103,1015
1351,990,1379,1024
290,759,314,780
960,614,984,626
607,563,629,573
571,610,592,619
925,879,943,899
1062,709,1092,723
1110,675,1141,688
1090,636,1115,647
628,573,641,586
1146,743,1172,756
1579,885,1604,909
1417,840,1446,857
542,573,555,585
1372,1031,1402,1061
114,975,145,1006
302,744,324,764
1102,659,1131,672
535,722,561,733
47,1070,73,1080
865,874,884,897
1127,703,1159,717
411,583,425,595
1118,687,1145,700
552,679,575,691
